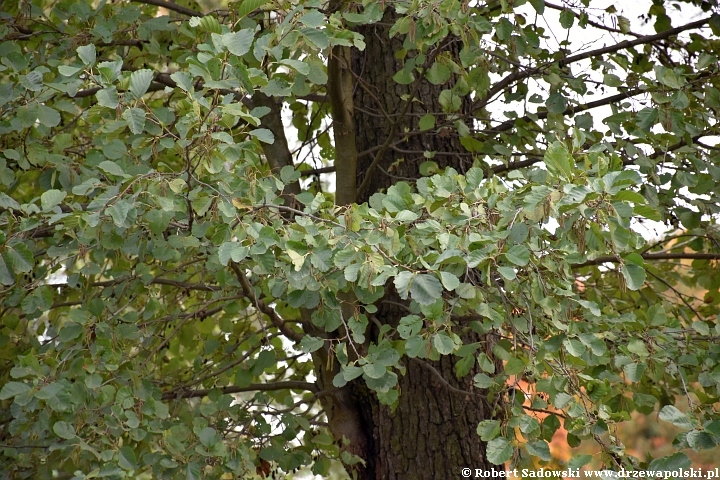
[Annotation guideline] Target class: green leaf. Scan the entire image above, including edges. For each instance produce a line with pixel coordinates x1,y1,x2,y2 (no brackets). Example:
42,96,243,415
409,274,442,306
53,421,76,439
432,332,455,355
77,44,96,66
658,406,694,430
419,114,435,131
223,29,255,57
279,59,310,76
710,14,720,36
705,420,720,436
58,65,82,76
397,315,422,339
0,193,21,210
393,68,414,85
108,200,133,227
118,446,137,470
546,93,567,113
486,437,513,464
476,419,500,441
438,89,461,112
98,160,129,178
122,108,146,134
497,266,516,281
103,139,127,159
544,141,573,179
525,440,551,461
636,107,659,130
35,382,64,400
0,381,31,400
559,9,575,28
623,363,645,382
687,430,716,451
504,245,530,266
504,357,525,375
170,71,194,92
41,189,66,211
363,362,387,379
59,323,83,342
621,263,646,291
553,392,573,409
528,0,545,13
236,0,270,19
564,338,585,357
218,242,248,265
250,128,275,144
473,373,494,389
37,105,61,127
190,16,222,34
298,336,324,353
568,454,592,469
198,427,220,447
648,453,691,471
129,69,154,99
405,335,426,358
6,244,34,274
299,10,326,28
426,62,451,85
439,272,459,291
495,18,513,40
96,87,120,108
280,165,301,183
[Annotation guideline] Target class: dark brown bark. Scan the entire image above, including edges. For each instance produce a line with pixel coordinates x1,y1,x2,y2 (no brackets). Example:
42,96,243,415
328,45,358,205
360,357,493,479
355,298,497,479
352,16,473,205
318,11,501,479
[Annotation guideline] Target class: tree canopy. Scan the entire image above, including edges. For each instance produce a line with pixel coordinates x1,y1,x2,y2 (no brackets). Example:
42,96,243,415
2,0,720,478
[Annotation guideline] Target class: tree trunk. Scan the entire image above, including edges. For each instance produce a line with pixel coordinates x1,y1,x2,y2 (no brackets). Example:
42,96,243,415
325,14,501,479
351,15,474,205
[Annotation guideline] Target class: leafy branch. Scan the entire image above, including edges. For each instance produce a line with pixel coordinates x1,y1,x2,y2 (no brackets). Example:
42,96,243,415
230,263,304,343
575,252,720,267
130,0,202,17
162,381,318,400
473,16,712,112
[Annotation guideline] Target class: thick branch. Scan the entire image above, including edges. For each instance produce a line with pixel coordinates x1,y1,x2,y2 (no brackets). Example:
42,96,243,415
410,358,478,397
487,88,645,136
150,278,220,291
300,166,335,176
131,0,202,16
252,92,301,199
78,276,220,291
559,17,711,68
574,252,720,267
544,2,642,37
491,157,541,174
73,81,167,99
162,381,318,400
474,16,711,112
328,46,358,205
231,263,303,343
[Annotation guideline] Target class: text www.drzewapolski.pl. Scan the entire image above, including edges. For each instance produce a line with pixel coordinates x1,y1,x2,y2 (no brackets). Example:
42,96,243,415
461,468,720,479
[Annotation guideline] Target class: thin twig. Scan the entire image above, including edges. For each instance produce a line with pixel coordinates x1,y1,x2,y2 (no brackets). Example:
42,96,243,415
231,263,303,343
162,381,318,400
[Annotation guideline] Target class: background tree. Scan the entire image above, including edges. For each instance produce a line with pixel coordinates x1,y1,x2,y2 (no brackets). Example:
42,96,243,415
2,0,720,478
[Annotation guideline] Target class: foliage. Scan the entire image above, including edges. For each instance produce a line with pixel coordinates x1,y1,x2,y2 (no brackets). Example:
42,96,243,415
1,0,720,478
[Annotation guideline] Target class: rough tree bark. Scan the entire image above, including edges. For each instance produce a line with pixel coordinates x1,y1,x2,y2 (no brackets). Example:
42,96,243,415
352,17,475,205
349,296,498,480
319,13,501,480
